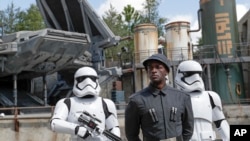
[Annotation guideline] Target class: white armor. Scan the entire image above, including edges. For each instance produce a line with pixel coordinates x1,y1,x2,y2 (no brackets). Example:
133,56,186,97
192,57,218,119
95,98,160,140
73,67,101,97
50,67,120,141
175,60,204,92
175,60,229,141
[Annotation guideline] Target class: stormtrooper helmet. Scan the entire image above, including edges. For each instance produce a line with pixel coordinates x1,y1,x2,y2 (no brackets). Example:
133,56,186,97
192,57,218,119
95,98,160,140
175,60,205,92
73,67,101,97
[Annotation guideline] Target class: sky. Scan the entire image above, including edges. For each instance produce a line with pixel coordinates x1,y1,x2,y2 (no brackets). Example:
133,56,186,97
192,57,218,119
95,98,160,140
0,0,250,43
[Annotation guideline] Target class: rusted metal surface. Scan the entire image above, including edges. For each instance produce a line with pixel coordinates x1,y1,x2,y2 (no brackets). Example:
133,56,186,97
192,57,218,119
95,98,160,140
133,23,159,91
134,23,159,64
165,21,192,61
199,0,245,104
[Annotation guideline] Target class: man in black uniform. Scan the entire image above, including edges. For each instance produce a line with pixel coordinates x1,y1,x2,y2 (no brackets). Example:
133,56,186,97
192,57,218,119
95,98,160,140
125,54,194,141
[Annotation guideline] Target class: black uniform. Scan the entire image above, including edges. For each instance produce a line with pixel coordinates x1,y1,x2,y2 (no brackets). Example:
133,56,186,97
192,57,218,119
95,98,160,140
125,84,194,141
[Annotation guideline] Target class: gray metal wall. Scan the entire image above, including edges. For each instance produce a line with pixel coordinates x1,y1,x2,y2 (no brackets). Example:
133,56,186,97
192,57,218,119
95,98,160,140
238,9,250,99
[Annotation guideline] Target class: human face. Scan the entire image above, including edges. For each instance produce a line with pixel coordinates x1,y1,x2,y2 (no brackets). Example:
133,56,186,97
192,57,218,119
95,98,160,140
146,60,168,88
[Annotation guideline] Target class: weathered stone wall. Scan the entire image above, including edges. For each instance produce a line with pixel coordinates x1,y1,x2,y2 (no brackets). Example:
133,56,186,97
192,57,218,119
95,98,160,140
0,105,249,141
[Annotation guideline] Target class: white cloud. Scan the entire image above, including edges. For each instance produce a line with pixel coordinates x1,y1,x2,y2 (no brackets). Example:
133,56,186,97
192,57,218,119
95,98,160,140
190,20,202,44
167,15,193,23
166,14,201,44
96,0,145,16
96,1,249,44
166,4,250,44
236,4,249,21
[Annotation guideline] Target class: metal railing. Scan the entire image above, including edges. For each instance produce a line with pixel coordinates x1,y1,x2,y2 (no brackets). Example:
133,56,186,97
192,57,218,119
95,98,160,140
0,106,54,119
0,104,127,118
193,42,250,59
0,106,54,132
132,42,250,64
134,49,159,64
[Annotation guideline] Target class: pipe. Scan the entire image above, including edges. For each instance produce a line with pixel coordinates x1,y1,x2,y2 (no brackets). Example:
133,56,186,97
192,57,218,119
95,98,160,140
0,106,54,121
188,9,202,33
120,36,132,41
122,68,133,73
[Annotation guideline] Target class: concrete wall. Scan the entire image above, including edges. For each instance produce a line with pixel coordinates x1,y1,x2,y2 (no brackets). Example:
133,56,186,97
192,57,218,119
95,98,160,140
0,114,70,141
0,105,249,141
223,104,250,125
0,112,126,141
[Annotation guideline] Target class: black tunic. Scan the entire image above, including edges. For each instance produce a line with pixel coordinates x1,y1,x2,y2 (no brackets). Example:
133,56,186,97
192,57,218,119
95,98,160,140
125,84,194,141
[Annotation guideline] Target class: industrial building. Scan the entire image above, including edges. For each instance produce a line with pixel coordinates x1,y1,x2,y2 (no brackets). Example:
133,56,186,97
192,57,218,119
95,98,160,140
0,0,250,140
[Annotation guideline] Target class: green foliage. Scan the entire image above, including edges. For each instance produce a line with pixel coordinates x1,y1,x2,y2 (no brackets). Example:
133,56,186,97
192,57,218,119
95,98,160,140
16,4,45,31
121,4,141,34
140,0,167,36
102,1,167,66
0,2,45,35
0,2,21,34
197,37,203,45
102,4,135,64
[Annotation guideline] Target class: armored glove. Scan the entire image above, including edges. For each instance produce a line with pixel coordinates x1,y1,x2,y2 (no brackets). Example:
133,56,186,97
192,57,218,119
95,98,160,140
75,126,90,139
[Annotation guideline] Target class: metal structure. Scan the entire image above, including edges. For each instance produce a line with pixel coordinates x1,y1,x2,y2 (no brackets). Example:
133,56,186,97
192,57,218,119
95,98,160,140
0,0,121,107
165,21,193,61
131,0,249,104
177,43,250,104
133,23,159,91
238,9,250,100
200,0,245,103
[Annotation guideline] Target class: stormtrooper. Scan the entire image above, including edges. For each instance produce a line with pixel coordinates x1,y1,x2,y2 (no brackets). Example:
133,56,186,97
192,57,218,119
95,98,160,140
50,66,120,141
175,60,229,141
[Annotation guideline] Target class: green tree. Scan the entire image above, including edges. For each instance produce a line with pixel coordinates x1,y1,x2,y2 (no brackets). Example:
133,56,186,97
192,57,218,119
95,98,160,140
102,4,141,67
103,4,124,36
16,4,45,31
140,0,167,36
102,3,167,67
121,4,141,35
119,5,142,53
0,2,44,35
193,37,204,59
197,37,203,45
0,2,21,34
102,4,125,61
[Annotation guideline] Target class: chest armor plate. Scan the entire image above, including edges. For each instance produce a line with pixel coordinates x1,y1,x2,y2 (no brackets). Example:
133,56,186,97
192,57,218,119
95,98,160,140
191,92,212,122
67,97,106,129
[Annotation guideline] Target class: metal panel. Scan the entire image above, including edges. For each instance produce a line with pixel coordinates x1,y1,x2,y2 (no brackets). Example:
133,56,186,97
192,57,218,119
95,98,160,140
134,23,158,64
165,21,192,61
36,0,120,48
0,28,91,77
133,23,158,91
200,0,245,103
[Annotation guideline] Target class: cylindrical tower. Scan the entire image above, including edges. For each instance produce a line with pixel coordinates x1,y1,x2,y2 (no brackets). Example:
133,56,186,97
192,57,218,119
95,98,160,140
133,23,158,91
200,0,245,103
165,21,193,61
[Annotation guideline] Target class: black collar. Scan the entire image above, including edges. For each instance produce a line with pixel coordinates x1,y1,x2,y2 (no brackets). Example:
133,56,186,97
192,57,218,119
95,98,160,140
148,83,168,96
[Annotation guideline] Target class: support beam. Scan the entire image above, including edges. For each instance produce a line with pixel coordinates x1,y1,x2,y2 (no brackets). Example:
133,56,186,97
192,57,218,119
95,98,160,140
207,64,212,90
13,74,17,106
43,76,47,106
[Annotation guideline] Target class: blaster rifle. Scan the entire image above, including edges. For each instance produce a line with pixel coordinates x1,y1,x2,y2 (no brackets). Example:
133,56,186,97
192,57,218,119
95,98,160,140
78,111,122,141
